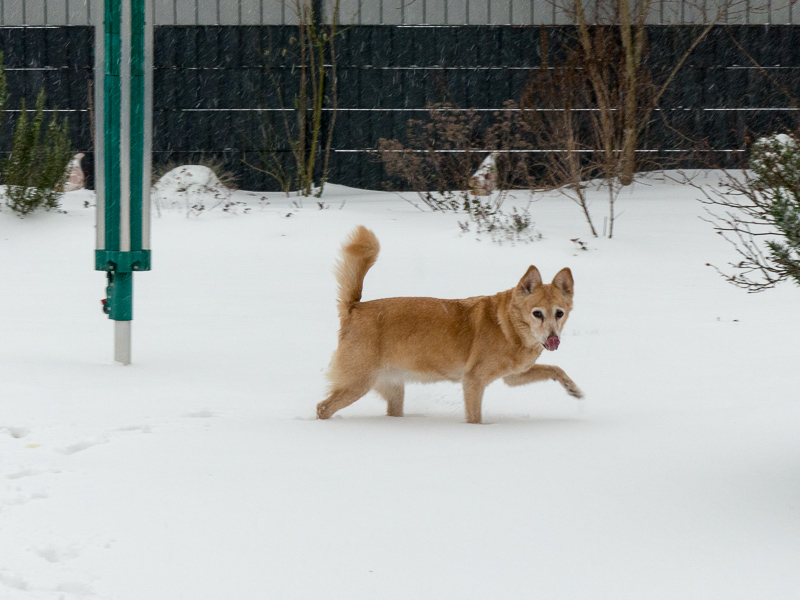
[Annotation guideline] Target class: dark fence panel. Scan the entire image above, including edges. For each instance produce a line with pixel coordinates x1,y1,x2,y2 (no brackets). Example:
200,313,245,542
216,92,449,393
2,24,800,191
0,26,95,187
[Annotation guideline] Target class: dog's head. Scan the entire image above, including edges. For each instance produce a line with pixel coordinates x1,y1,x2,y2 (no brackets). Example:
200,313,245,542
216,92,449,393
512,266,574,351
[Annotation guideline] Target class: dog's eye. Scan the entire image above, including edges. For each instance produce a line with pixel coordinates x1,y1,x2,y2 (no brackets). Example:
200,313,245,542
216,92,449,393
532,310,544,319
556,310,564,319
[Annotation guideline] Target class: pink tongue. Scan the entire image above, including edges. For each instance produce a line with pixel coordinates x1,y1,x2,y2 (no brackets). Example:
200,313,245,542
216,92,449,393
545,335,560,351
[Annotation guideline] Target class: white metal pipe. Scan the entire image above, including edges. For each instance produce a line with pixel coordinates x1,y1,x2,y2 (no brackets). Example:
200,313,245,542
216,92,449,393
114,320,132,365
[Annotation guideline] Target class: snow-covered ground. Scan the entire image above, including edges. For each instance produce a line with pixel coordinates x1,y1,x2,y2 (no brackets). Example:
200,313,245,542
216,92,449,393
1,173,798,599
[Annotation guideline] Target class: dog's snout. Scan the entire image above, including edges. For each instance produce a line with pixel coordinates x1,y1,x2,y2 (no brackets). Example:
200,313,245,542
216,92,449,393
544,335,560,351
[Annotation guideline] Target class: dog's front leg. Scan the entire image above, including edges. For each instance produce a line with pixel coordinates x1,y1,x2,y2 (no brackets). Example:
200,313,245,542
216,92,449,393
462,376,487,424
503,365,583,399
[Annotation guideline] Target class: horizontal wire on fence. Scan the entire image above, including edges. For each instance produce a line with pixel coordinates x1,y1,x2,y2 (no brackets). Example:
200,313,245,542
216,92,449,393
338,148,747,153
3,111,89,114
167,107,800,112
142,66,800,71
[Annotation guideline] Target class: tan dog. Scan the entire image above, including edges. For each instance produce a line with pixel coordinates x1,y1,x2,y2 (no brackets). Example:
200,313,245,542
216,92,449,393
317,226,583,424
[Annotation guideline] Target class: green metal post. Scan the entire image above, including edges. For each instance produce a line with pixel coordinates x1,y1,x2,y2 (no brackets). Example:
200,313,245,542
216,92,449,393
95,0,152,364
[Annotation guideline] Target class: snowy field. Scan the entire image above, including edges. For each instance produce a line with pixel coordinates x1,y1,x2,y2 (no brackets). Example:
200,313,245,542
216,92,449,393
1,172,798,599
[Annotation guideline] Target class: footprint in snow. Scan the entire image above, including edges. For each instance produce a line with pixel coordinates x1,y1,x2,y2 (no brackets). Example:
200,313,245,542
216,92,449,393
59,438,108,455
114,424,153,433
182,410,217,419
57,425,153,457
35,545,81,564
0,570,29,591
0,426,30,439
2,490,49,506
6,468,58,480
55,581,95,596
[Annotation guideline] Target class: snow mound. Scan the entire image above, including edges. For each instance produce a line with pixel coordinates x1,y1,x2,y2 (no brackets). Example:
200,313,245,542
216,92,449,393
151,165,232,216
751,133,799,175
756,133,795,148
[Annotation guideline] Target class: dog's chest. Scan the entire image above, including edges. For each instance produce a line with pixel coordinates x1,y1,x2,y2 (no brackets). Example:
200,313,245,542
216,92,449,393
507,346,543,374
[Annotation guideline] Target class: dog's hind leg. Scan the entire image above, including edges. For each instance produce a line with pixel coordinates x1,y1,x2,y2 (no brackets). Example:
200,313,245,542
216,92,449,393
374,380,405,417
317,381,373,419
319,344,378,419
503,365,583,399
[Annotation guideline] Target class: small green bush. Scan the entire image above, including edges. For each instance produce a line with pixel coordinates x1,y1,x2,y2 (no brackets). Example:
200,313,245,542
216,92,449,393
750,134,800,287
1,90,72,217
702,133,800,291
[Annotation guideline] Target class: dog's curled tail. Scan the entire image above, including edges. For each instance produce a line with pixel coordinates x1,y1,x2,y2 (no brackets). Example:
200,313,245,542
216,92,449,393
335,226,380,321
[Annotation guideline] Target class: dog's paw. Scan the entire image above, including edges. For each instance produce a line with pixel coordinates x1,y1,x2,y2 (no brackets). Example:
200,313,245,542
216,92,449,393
561,380,584,399
316,402,332,419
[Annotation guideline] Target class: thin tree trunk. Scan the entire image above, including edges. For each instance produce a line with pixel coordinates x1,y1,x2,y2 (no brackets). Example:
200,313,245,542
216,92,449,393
297,2,309,195
306,17,327,194
574,0,615,162
320,0,340,196
608,179,615,238
618,0,641,186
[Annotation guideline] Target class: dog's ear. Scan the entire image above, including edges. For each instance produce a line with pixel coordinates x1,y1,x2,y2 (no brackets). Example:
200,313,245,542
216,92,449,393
517,266,542,295
552,268,574,297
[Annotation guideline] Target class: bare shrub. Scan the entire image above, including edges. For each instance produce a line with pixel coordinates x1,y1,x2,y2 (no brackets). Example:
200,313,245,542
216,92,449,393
378,104,484,210
245,0,340,197
518,35,599,237
378,104,540,243
512,0,746,237
458,199,541,245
